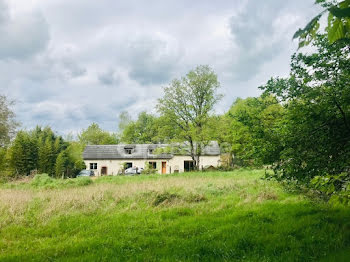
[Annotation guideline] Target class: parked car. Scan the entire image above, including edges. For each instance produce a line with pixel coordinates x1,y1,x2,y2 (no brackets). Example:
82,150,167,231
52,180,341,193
77,170,94,177
124,167,143,175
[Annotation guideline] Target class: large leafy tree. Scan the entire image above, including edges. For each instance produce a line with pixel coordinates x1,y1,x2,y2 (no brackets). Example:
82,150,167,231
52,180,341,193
261,35,350,181
78,123,119,145
120,112,158,144
118,111,132,133
294,0,350,48
0,95,18,147
225,95,285,166
157,65,222,169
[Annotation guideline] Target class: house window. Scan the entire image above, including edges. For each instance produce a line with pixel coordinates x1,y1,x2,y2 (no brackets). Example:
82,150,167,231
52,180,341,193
125,162,132,169
149,162,157,169
184,161,195,172
90,163,97,170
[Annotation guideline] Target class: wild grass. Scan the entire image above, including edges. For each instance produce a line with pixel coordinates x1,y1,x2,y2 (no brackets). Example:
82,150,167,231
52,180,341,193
0,169,349,261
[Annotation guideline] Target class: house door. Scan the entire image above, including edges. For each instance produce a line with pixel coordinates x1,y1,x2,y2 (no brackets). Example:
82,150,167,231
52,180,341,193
162,162,166,174
101,166,107,175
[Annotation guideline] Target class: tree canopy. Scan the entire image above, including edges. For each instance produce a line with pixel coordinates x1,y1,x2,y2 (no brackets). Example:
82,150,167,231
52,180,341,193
261,35,350,181
78,123,119,145
0,95,18,147
157,65,222,169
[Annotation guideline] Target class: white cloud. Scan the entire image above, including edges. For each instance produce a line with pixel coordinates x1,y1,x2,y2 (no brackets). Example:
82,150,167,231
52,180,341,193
0,0,49,60
0,0,321,134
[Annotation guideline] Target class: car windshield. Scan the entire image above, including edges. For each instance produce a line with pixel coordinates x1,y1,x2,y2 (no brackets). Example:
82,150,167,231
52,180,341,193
80,170,89,174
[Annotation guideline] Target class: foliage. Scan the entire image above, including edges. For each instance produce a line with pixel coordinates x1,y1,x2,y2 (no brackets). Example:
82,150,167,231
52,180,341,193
78,123,119,145
55,150,68,178
224,95,285,166
261,35,350,182
117,111,132,133
0,170,349,261
4,126,84,178
120,112,158,143
157,65,222,169
64,142,86,177
0,147,6,170
0,95,18,147
142,161,158,174
311,173,350,205
8,130,38,176
29,173,92,189
294,0,350,47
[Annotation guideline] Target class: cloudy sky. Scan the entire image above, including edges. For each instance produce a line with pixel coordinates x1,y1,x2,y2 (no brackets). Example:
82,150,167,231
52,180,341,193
0,0,320,134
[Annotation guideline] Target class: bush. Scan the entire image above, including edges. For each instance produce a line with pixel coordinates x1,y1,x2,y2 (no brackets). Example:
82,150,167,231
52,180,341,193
311,173,350,205
30,174,93,189
143,162,158,175
31,174,56,189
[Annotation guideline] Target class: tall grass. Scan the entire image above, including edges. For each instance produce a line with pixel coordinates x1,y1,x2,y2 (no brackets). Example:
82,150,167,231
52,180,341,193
0,170,349,261
1,173,93,190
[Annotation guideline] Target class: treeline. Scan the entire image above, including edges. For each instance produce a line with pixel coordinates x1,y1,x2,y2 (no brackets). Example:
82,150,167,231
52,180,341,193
0,127,83,178
0,122,119,179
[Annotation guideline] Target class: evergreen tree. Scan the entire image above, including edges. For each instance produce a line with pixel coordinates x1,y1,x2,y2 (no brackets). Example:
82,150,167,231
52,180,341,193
8,131,37,176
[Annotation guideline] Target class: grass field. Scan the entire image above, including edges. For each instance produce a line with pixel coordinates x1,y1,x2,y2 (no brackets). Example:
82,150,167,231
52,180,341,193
0,170,349,261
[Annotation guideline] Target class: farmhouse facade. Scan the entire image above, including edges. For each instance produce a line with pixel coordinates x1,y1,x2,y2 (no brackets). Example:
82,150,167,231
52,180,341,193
82,141,221,176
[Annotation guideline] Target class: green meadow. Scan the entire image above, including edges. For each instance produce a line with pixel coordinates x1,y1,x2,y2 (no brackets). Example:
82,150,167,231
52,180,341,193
0,170,349,261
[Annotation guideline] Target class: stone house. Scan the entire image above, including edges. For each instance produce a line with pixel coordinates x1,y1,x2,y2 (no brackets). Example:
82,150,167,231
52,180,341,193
82,141,221,175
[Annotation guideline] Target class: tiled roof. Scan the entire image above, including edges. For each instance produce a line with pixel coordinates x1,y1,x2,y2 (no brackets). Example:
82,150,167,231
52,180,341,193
83,141,220,160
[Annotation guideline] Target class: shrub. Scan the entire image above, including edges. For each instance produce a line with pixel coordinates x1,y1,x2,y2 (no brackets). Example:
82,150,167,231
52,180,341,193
66,177,93,187
311,173,350,205
143,162,158,175
30,174,93,189
31,174,57,189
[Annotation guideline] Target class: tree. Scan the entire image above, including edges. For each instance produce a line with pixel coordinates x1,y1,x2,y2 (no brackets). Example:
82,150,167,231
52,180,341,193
118,111,132,133
36,127,64,175
157,65,222,169
64,142,86,178
0,95,18,147
224,95,285,166
8,131,37,176
2,125,85,179
294,0,350,48
261,35,350,181
55,150,68,178
78,123,119,145
121,112,160,144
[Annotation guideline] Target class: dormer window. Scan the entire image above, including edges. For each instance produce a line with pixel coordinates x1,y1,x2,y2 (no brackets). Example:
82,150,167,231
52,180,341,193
125,148,132,154
149,149,154,154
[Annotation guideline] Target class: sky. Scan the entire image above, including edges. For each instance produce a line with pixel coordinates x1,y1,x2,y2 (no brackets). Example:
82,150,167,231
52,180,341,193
0,0,321,135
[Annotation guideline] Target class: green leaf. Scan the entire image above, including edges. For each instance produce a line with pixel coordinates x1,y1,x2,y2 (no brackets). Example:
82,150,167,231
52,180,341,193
329,7,350,18
293,14,323,39
328,16,345,43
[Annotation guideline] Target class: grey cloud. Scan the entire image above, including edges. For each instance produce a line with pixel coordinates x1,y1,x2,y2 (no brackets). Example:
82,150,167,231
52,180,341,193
0,0,50,60
229,0,317,81
126,35,181,85
0,0,9,23
98,69,120,86
0,0,320,134
61,59,86,78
